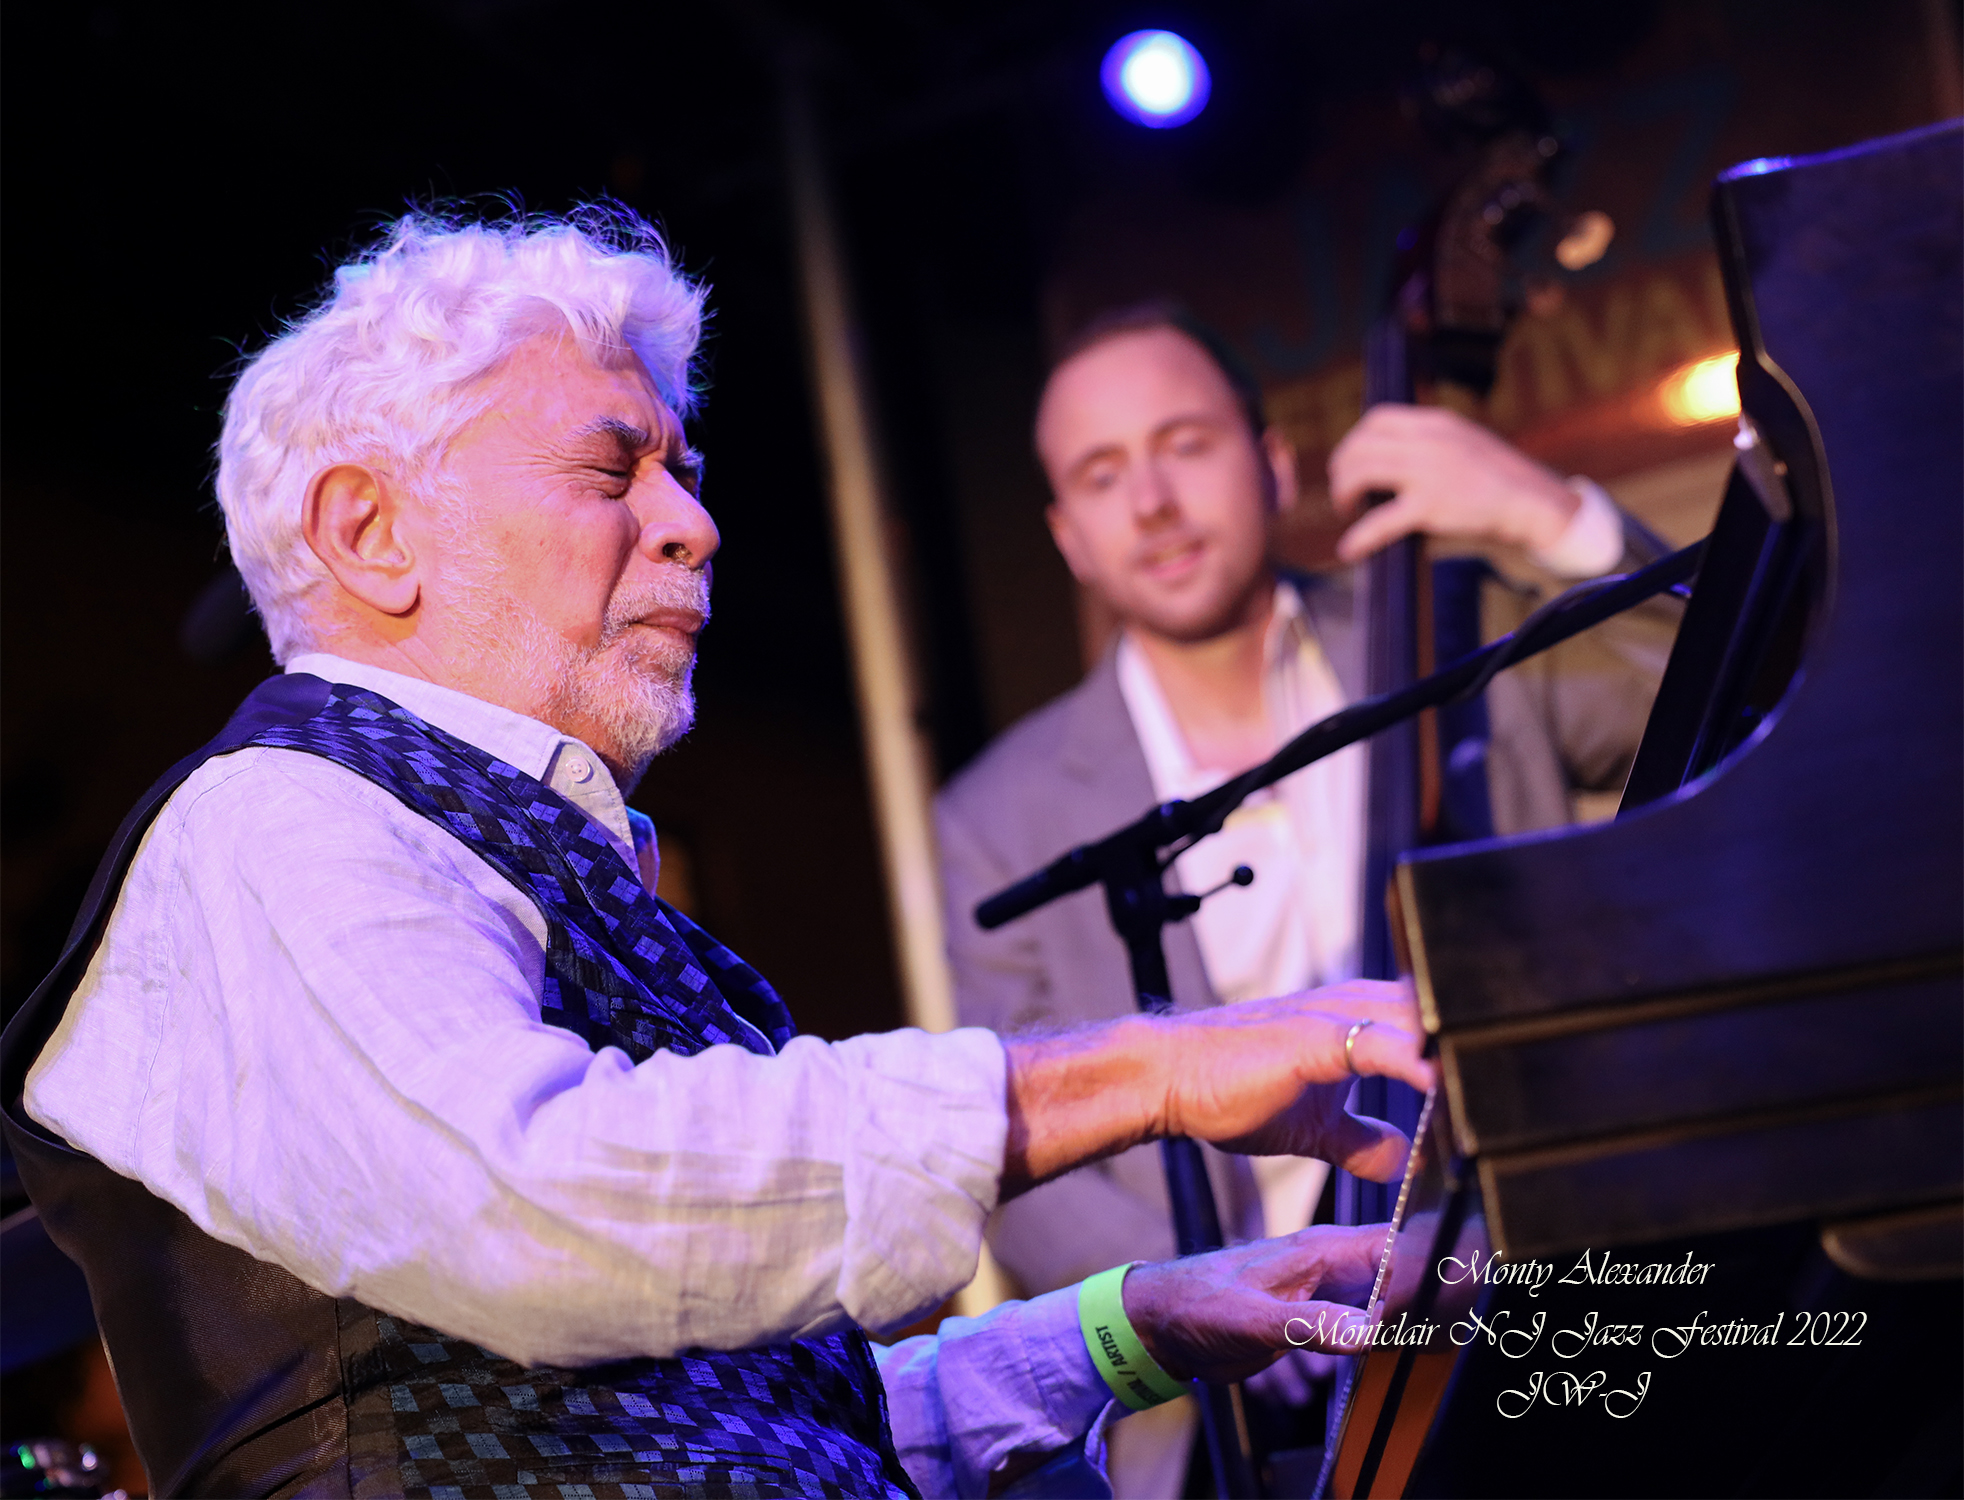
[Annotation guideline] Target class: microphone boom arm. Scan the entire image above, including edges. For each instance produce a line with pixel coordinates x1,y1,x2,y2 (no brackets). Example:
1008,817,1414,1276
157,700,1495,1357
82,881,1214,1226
976,538,1704,932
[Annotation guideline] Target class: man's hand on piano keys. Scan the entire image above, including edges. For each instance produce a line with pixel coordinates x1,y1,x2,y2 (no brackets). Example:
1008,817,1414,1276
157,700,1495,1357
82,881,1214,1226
999,978,1432,1195
1123,1223,1389,1383
1154,978,1435,1181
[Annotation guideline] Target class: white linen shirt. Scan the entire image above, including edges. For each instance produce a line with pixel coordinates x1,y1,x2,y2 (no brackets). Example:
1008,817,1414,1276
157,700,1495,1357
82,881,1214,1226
24,653,1116,1497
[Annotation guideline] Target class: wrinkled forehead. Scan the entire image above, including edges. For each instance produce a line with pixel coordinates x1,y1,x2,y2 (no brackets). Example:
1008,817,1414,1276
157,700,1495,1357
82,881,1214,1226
1035,326,1245,470
471,327,682,444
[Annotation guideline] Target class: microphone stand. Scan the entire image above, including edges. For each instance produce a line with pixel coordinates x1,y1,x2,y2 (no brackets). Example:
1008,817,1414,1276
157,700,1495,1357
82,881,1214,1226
974,539,1702,1500
1101,837,1261,1500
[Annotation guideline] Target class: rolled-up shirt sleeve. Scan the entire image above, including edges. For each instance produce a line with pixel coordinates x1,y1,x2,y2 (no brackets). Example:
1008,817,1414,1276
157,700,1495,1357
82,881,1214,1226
25,747,1009,1368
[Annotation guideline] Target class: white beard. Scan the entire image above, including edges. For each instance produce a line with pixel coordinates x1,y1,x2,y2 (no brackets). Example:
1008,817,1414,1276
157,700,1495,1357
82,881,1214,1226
441,531,707,786
557,577,703,773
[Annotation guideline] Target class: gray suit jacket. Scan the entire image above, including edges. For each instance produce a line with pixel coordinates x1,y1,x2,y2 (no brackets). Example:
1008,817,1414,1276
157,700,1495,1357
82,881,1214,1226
936,533,1680,1296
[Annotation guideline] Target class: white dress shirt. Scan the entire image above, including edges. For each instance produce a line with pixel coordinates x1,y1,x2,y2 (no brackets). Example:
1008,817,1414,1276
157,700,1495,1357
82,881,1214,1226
1117,583,1360,1240
24,652,1117,1498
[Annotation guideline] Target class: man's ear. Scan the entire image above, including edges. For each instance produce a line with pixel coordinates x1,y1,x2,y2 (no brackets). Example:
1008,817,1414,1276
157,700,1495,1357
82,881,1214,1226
1261,427,1301,515
301,462,421,617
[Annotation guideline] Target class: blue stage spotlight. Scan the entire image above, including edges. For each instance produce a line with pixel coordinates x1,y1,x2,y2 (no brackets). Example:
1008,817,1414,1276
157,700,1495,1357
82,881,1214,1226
1101,30,1210,129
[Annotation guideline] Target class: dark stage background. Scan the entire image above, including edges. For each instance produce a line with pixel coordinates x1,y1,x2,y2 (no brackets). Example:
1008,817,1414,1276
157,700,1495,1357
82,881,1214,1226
3,1,1955,1048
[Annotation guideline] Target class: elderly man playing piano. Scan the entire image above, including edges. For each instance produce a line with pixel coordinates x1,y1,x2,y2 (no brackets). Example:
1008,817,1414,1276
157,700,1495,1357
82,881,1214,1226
1,209,1435,1500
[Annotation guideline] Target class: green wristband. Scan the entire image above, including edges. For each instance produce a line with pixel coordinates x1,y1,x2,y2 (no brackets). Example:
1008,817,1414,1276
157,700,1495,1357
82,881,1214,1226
1078,1263,1191,1411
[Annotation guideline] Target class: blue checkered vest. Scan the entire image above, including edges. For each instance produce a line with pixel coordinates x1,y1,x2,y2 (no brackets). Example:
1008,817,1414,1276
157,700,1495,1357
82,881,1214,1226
0,675,918,1499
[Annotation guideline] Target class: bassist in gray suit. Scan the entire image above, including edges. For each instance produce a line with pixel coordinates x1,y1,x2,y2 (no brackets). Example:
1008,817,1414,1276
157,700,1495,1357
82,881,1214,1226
935,305,1679,1495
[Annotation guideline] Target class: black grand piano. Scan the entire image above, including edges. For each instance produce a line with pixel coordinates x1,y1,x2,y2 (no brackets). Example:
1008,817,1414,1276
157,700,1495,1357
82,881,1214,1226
1327,118,1962,1498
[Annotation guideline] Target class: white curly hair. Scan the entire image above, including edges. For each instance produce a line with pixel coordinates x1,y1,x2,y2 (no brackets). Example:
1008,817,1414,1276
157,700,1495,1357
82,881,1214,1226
215,206,706,662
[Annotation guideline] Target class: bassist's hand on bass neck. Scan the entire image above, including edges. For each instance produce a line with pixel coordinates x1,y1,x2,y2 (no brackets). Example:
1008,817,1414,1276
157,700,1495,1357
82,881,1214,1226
1328,403,1593,567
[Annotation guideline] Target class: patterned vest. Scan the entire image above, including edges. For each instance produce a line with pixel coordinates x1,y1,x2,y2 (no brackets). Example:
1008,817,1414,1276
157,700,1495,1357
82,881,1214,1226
0,674,918,1500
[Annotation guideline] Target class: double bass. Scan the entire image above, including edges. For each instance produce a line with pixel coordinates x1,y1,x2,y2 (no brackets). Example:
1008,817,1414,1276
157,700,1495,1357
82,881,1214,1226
1344,44,1576,1229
